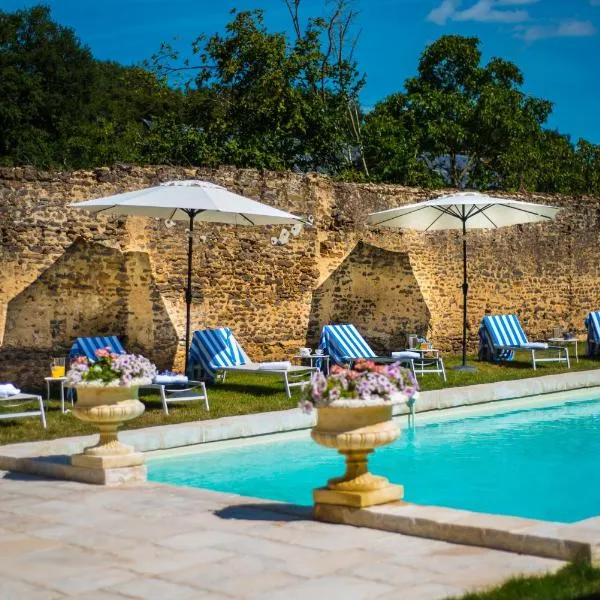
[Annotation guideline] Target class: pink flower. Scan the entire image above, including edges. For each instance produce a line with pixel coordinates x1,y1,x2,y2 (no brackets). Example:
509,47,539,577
95,348,110,358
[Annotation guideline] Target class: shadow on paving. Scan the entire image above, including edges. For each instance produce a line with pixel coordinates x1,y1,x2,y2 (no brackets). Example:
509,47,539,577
215,503,313,523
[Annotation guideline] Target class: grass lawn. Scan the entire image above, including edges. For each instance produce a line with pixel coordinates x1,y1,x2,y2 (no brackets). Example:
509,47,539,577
455,563,600,599
1,351,598,445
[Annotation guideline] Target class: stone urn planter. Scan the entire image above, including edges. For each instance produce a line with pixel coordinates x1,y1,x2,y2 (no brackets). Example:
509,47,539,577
71,385,145,470
311,403,403,509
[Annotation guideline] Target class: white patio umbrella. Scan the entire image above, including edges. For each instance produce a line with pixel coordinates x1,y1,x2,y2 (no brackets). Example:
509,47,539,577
71,180,307,371
367,192,561,371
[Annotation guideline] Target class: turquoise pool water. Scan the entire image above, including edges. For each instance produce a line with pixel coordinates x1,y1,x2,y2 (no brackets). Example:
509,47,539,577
148,394,600,523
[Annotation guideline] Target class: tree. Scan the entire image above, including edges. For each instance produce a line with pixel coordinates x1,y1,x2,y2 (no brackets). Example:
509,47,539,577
404,35,553,189
0,4,181,168
147,2,366,175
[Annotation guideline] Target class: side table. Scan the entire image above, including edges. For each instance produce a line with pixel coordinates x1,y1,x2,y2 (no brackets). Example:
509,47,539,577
296,354,330,373
547,338,581,363
44,376,71,413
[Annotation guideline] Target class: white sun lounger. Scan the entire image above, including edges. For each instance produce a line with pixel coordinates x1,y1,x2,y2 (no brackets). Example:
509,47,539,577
188,328,316,398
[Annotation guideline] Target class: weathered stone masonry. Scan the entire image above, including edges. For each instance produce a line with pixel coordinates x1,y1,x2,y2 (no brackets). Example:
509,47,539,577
1,164,599,388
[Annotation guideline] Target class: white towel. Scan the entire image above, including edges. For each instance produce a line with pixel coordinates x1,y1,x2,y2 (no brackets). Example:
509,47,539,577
154,375,189,384
391,352,421,360
258,361,291,371
0,383,21,398
521,343,549,350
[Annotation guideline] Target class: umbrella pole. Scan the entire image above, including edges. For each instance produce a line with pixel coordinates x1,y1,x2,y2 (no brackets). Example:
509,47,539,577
184,212,194,374
453,219,477,372
462,220,468,367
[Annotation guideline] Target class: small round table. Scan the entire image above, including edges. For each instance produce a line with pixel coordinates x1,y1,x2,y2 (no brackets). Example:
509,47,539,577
296,354,330,373
547,338,581,363
44,376,71,413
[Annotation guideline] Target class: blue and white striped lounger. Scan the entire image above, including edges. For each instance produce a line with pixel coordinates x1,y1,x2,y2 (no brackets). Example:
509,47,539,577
478,314,570,370
69,336,125,361
318,324,446,381
188,327,316,398
69,336,208,413
584,311,600,358
318,324,378,366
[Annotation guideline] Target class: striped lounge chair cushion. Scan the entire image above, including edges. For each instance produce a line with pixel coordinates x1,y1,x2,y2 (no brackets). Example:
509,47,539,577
481,315,529,348
69,336,126,361
585,311,600,357
318,324,377,366
189,327,249,378
585,311,600,343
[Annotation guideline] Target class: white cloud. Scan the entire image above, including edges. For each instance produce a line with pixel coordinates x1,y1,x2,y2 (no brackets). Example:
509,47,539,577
427,0,461,25
454,0,530,23
427,0,532,25
517,19,597,41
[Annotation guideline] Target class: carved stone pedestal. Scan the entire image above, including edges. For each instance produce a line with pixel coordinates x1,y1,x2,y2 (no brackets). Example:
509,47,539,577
311,404,403,509
71,386,146,480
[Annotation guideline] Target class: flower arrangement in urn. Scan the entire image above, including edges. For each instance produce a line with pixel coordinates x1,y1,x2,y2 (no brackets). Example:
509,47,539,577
301,359,418,412
306,360,419,510
67,348,156,387
68,348,157,471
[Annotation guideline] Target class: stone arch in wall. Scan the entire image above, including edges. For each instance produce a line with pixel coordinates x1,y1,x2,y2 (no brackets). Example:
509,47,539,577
307,241,431,352
2,238,178,371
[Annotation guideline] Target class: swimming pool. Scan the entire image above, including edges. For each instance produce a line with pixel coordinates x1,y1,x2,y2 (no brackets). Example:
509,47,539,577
148,389,600,523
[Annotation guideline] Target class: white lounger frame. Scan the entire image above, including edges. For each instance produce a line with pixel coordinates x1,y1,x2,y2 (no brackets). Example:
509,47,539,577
144,381,209,415
497,345,570,370
0,393,46,428
410,356,447,382
215,364,317,398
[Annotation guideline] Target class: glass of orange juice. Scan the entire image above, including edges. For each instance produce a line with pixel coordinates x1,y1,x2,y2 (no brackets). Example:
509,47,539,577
51,357,66,378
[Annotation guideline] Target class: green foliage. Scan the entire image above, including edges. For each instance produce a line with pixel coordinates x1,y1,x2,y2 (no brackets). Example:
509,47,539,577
0,5,180,169
454,562,600,600
147,7,365,174
0,5,599,194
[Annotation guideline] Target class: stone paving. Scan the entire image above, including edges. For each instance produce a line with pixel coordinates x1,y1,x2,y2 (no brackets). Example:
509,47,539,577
0,473,564,600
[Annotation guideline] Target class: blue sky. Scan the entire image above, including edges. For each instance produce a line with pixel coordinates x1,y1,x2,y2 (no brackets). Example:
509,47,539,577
5,0,600,142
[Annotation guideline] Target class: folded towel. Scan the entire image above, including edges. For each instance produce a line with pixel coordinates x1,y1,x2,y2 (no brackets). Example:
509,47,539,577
0,383,21,398
258,361,291,371
154,375,189,384
521,343,549,350
391,351,421,360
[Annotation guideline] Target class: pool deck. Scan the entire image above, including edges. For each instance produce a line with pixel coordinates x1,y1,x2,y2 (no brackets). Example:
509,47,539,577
0,472,565,600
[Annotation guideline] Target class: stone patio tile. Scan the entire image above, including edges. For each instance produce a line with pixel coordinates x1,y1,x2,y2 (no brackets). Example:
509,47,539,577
252,575,394,600
213,534,327,562
113,543,233,575
202,570,303,597
376,582,466,600
247,521,393,551
0,509,57,533
0,547,116,585
348,561,440,587
106,577,200,600
162,554,288,588
281,548,394,578
0,534,63,557
69,592,131,600
0,578,66,600
45,567,139,596
365,533,459,556
156,529,255,551
31,525,142,555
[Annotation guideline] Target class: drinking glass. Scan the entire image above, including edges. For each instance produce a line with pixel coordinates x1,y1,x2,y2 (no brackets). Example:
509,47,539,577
553,326,562,340
51,357,66,378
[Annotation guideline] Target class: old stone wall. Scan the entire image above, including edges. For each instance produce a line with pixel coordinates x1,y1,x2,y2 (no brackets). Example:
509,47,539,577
1,164,599,389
